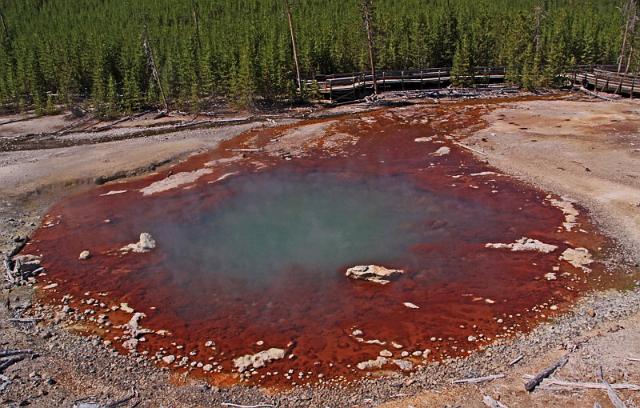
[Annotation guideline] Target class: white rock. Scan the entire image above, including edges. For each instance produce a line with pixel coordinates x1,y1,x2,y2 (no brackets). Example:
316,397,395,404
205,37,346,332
403,302,420,309
203,364,213,372
356,356,388,370
120,233,156,253
162,355,176,364
544,272,557,281
433,146,451,156
120,303,135,313
42,283,58,290
560,247,593,272
414,137,433,143
345,265,404,285
393,359,414,371
233,348,286,373
351,329,364,337
548,197,579,231
379,349,393,357
78,250,91,260
122,338,139,351
485,237,558,253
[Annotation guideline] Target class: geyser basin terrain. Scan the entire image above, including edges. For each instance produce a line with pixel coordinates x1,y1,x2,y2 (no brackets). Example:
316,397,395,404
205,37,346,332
25,102,614,388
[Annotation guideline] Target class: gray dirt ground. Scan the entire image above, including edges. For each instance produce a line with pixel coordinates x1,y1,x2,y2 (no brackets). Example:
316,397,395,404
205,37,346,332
1,93,640,407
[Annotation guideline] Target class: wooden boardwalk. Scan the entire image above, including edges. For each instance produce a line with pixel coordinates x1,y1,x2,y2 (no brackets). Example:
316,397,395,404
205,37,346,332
306,65,640,102
567,66,640,97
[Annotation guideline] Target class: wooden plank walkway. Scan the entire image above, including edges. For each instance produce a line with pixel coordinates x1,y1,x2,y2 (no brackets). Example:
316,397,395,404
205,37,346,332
567,66,640,97
306,65,640,102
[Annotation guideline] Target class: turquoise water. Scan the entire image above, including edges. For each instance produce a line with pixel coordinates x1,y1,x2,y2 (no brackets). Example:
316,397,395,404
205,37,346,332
155,169,495,287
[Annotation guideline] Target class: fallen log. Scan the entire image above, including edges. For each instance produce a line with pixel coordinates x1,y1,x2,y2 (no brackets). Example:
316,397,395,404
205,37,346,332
453,374,505,384
599,367,627,408
508,355,524,366
0,356,25,373
453,141,488,156
577,86,614,101
522,376,640,391
0,349,33,358
483,395,509,408
524,355,568,392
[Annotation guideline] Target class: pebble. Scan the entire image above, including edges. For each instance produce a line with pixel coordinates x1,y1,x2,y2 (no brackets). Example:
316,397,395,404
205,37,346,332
162,355,176,364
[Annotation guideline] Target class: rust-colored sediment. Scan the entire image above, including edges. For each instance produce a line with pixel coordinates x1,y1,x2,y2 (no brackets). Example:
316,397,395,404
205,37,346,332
26,99,618,389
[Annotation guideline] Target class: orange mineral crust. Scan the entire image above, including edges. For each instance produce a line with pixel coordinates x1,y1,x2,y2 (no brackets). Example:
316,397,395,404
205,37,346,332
27,101,614,388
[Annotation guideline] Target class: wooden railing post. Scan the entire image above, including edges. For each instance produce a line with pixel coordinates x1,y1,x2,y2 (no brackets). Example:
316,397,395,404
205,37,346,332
437,69,441,89
631,76,636,99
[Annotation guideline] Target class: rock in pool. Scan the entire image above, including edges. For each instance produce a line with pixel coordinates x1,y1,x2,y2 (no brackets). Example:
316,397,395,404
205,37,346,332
345,265,404,285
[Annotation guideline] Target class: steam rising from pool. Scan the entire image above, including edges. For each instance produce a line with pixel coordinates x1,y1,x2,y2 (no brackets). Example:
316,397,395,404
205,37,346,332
156,170,499,290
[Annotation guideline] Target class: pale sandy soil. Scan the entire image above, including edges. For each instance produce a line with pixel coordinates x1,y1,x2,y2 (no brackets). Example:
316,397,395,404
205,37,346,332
1,94,640,407
384,96,640,408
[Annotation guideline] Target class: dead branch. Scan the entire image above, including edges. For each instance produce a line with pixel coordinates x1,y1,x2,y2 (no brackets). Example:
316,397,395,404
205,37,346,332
0,349,33,358
578,86,614,101
508,355,524,366
0,374,10,393
453,141,488,156
483,395,509,408
453,374,505,384
599,367,627,408
221,404,275,408
0,356,25,373
522,375,640,391
524,355,568,392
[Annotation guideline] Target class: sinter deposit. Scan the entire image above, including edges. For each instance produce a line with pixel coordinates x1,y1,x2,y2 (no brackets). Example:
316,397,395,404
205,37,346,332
345,265,404,285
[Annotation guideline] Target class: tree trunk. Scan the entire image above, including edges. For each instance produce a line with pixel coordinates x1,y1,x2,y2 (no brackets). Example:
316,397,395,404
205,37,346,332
284,0,302,95
143,30,169,111
361,0,378,95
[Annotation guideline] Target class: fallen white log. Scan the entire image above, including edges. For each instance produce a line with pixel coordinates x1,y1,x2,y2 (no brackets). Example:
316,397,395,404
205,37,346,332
453,374,505,384
483,395,509,408
599,368,627,408
508,355,524,366
521,376,640,391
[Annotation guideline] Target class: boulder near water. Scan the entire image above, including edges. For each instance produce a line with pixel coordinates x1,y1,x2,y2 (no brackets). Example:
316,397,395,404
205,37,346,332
345,265,404,285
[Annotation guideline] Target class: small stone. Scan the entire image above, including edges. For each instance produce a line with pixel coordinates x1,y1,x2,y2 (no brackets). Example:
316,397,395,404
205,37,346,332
550,305,558,311
162,355,176,364
403,302,420,309
544,272,557,281
203,364,213,372
467,335,477,342
379,349,393,357
78,250,91,260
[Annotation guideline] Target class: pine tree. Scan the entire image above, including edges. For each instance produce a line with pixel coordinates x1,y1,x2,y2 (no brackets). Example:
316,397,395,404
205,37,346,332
229,47,256,109
452,35,473,87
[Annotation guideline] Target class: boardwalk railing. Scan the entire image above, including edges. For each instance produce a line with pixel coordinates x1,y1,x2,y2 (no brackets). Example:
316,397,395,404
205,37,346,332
306,64,639,102
566,65,639,97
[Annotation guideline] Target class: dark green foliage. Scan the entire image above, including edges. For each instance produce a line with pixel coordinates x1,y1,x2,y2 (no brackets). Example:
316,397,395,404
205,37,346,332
0,0,629,114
